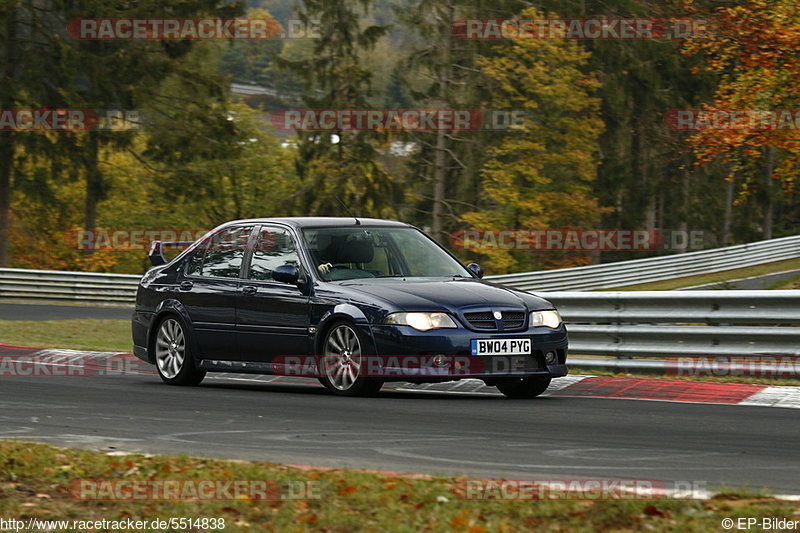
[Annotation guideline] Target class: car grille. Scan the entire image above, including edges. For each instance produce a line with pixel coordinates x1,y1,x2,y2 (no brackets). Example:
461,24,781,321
463,311,526,331
502,311,525,329
463,312,495,330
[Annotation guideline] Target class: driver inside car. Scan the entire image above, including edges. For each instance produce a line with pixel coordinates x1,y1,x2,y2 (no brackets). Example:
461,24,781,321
314,232,339,276
316,238,377,278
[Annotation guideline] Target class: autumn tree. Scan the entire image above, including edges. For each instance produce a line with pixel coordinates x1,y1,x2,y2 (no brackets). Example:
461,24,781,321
460,7,606,273
682,0,800,240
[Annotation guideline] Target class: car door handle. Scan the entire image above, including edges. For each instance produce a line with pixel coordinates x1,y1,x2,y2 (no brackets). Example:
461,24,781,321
179,281,193,291
242,285,257,295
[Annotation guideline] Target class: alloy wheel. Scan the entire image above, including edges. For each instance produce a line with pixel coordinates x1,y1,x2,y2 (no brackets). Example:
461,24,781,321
323,324,362,390
155,318,185,379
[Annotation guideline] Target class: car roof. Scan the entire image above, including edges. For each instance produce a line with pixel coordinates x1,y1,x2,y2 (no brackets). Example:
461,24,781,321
219,217,414,229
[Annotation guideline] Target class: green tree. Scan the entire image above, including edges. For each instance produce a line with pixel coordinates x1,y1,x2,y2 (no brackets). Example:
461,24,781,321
461,7,606,273
279,0,399,217
53,0,245,237
396,0,543,244
218,7,283,85
534,0,721,256
0,0,80,265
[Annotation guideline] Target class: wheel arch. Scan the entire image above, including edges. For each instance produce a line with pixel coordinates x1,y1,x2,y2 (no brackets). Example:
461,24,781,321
147,300,201,363
315,303,378,356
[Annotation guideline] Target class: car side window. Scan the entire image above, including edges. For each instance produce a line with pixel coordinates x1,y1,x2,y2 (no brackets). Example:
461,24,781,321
196,226,252,278
186,250,203,276
248,227,300,281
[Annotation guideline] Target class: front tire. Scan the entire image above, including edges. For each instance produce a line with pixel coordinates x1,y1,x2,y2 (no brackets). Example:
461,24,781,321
153,316,206,386
496,376,551,398
318,321,383,396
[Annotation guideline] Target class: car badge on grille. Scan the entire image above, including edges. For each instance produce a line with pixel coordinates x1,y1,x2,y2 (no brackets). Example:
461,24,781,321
493,311,502,320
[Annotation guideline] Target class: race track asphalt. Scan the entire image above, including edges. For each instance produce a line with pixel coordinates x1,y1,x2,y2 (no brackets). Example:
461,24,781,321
1,370,797,495
0,301,132,321
1,301,797,495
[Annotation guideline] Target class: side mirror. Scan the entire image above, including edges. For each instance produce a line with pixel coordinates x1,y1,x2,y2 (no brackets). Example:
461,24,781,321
467,263,484,279
272,264,300,284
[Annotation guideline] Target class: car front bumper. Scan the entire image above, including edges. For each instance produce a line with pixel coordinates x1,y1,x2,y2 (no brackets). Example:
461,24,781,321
367,324,569,382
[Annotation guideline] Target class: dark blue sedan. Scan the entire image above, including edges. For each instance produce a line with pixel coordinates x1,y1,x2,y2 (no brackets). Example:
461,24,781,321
132,218,568,397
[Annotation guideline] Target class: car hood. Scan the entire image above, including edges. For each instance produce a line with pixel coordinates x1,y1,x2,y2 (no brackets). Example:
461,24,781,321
330,277,555,313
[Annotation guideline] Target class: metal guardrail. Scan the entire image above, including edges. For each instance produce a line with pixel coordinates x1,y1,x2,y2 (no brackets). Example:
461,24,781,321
0,267,139,304
1,235,797,303
486,234,800,291
543,291,800,368
1,271,797,361
1,246,799,373
230,82,280,97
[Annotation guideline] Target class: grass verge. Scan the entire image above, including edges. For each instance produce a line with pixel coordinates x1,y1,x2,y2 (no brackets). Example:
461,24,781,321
0,319,130,352
1,441,797,532
608,257,800,291
771,274,800,290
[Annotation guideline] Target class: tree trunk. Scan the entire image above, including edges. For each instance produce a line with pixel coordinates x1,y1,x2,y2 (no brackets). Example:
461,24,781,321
431,4,453,244
676,165,690,253
0,7,16,266
643,197,656,229
84,132,102,242
432,127,447,242
0,141,11,267
632,109,655,230
762,146,775,240
721,177,734,246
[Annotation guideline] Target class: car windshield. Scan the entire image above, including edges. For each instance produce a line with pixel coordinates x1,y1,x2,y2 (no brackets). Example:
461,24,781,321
302,226,471,281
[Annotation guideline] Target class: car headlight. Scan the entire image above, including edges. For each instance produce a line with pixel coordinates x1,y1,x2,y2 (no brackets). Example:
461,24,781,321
530,310,562,329
384,312,458,331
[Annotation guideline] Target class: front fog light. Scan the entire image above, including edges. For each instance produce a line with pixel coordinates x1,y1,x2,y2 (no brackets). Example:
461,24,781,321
530,310,562,329
544,351,558,364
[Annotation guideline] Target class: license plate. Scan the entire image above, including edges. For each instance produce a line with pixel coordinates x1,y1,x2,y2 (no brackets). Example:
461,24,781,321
471,338,531,356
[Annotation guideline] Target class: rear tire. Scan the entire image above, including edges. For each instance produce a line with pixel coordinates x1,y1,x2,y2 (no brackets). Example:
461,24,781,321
318,321,383,396
153,315,206,386
496,376,551,398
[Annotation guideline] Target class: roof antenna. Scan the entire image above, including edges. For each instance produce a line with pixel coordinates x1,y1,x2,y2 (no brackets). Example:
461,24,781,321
336,197,361,225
